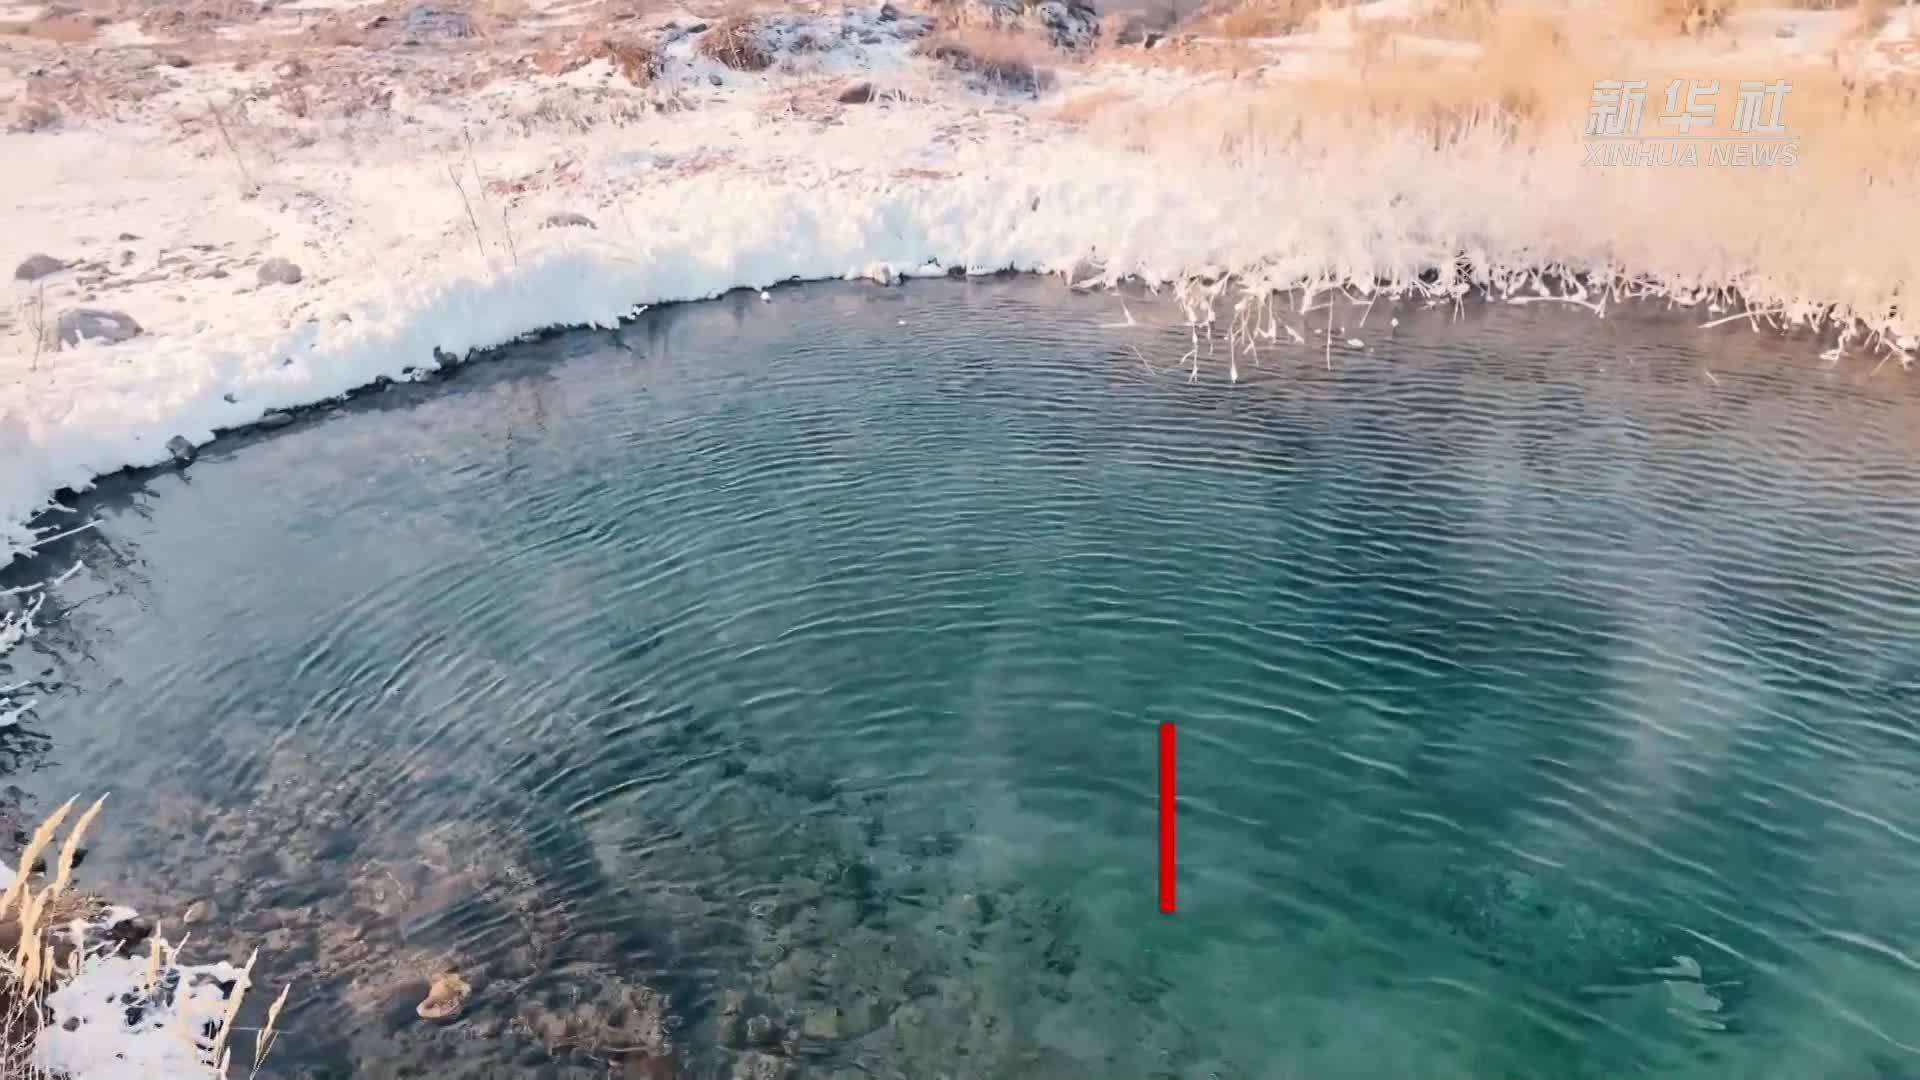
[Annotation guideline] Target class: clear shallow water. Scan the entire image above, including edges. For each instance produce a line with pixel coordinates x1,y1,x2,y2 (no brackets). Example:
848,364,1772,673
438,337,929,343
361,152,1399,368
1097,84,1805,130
10,280,1920,1079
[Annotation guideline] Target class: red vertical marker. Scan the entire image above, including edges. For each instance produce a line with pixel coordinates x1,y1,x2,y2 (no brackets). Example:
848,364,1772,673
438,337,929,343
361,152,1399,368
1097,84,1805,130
1159,722,1176,913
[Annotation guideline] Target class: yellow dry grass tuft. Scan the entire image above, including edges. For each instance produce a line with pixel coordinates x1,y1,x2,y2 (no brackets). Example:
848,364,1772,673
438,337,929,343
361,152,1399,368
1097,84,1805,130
696,15,772,70
919,26,1058,91
1213,0,1329,37
0,798,292,1077
3,14,100,43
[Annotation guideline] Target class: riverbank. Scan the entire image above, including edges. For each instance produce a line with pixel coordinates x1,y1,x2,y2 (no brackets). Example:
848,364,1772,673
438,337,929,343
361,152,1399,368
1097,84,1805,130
4,0,1918,565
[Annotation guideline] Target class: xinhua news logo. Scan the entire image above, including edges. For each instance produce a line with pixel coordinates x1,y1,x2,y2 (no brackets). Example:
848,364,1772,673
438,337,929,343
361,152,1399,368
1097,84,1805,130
1583,78,1799,167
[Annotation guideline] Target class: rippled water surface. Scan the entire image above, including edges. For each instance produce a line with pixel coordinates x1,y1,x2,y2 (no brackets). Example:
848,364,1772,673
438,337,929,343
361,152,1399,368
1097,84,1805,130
13,280,1920,1079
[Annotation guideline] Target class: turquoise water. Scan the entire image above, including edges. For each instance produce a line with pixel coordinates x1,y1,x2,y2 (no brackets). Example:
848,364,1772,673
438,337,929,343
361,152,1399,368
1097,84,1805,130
11,280,1920,1078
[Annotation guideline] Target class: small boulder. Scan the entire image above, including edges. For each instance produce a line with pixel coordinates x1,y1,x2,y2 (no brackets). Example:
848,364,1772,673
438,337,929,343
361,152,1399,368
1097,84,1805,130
542,211,596,230
400,3,474,40
730,1052,792,1080
836,80,877,103
798,1007,840,1039
878,2,898,18
257,412,295,429
160,53,191,68
55,308,142,347
165,435,196,465
182,899,215,924
14,253,65,281
257,257,302,286
417,971,472,1021
744,1014,778,1047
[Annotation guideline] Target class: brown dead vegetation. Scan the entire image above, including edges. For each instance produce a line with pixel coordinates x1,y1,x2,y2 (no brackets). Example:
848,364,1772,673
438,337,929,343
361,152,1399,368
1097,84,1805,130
2,13,101,43
1086,3,1920,184
696,15,772,70
532,31,661,82
1048,84,1131,123
1208,0,1334,38
919,26,1056,91
138,0,262,36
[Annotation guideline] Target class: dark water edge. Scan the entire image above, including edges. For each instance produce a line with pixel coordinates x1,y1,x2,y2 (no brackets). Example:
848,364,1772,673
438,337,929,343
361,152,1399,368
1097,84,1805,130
6,277,1920,1080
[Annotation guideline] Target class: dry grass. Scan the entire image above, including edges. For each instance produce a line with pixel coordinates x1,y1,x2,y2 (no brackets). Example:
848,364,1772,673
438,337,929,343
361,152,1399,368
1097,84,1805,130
0,798,290,1077
0,796,105,1072
1408,0,1500,39
919,27,1057,92
1048,84,1134,124
1852,0,1891,35
138,0,262,36
3,14,100,43
1624,0,1897,35
1627,0,1735,36
1210,0,1328,38
5,98,62,134
696,15,772,70
1083,1,1920,174
532,32,661,82
1078,0,1920,349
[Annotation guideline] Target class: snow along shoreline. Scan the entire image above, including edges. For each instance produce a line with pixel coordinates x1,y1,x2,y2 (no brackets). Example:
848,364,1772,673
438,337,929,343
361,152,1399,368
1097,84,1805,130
6,1,1920,569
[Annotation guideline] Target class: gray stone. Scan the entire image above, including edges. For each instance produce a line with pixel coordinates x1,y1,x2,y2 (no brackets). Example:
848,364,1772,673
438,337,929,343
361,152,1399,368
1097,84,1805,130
182,899,215,924
161,53,191,68
798,1007,839,1039
731,1051,791,1080
401,4,475,40
542,211,596,230
257,257,302,286
257,412,295,429
952,0,1099,49
836,80,877,104
55,307,142,347
744,1014,778,1047
165,435,196,465
14,253,65,281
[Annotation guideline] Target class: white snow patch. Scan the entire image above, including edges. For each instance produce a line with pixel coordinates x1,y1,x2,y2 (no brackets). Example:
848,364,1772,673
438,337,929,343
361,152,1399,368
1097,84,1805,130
37,948,250,1080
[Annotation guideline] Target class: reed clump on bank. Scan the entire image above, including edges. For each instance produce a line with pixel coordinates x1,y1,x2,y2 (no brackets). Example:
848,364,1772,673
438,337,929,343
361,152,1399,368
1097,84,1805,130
0,797,288,1079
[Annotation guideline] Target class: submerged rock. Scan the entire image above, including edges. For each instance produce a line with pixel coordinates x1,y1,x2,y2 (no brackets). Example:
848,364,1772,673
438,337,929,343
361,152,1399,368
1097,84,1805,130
55,307,142,347
744,1013,779,1047
416,971,472,1021
731,1051,792,1080
256,257,302,286
15,253,65,281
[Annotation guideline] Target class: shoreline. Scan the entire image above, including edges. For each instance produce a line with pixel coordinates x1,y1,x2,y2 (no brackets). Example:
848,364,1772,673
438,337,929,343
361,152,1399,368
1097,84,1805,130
5,0,1919,565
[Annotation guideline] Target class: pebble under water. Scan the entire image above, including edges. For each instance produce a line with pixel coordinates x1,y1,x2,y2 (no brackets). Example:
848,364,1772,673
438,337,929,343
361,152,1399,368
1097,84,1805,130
12,279,1920,1079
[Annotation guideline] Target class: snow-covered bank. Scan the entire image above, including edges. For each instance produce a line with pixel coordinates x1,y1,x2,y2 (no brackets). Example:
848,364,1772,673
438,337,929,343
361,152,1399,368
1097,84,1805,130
4,0,1918,564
